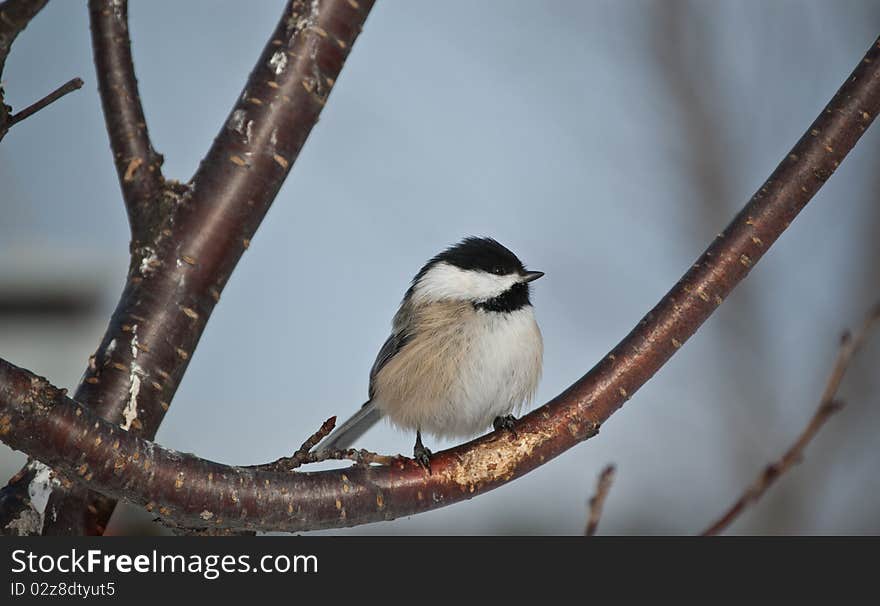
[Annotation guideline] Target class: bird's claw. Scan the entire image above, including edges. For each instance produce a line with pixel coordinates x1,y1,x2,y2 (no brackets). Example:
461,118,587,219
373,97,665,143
493,414,518,437
413,444,432,473
413,430,432,473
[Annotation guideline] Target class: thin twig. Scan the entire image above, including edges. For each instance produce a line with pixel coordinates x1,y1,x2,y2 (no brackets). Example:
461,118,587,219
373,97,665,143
250,417,337,472
701,304,880,536
6,77,82,126
585,464,616,536
248,416,399,472
303,448,400,468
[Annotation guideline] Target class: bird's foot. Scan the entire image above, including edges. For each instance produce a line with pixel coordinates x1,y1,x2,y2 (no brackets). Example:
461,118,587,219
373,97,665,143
493,414,518,437
413,431,432,473
413,444,432,472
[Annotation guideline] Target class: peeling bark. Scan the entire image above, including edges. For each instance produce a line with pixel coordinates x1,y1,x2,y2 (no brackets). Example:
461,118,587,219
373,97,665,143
0,462,39,536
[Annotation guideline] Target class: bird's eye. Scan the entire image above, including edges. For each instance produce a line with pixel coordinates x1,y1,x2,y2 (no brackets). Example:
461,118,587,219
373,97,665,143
491,266,505,275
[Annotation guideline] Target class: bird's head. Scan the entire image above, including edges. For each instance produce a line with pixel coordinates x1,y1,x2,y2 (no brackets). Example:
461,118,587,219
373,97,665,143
406,237,543,311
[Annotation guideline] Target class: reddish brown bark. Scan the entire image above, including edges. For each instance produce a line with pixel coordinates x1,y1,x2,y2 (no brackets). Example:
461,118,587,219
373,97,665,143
89,0,165,240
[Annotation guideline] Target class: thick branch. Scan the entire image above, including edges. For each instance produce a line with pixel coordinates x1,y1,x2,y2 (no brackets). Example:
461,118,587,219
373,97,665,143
30,0,376,535
701,304,880,536
88,0,164,240
2,35,879,533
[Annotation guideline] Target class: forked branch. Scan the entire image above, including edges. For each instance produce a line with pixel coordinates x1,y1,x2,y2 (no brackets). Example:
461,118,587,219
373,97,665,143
247,418,400,472
0,0,376,535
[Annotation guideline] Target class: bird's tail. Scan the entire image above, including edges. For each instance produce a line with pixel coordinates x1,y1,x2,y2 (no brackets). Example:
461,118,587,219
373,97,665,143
316,401,382,454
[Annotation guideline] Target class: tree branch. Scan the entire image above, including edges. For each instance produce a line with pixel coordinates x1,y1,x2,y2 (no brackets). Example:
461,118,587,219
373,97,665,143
2,35,879,534
585,464,616,536
244,417,400,472
701,304,880,536
248,417,339,472
4,75,81,122
0,0,57,141
88,0,165,241
0,0,376,536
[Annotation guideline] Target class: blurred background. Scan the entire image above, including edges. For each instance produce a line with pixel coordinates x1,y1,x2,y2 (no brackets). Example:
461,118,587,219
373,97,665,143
1,0,879,535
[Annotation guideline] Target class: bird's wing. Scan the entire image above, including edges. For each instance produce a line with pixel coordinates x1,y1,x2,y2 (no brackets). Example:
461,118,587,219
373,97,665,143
368,330,410,399
317,305,413,453
317,328,408,453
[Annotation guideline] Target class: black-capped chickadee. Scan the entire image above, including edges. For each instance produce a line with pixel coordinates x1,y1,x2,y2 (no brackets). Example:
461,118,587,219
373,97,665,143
318,237,544,468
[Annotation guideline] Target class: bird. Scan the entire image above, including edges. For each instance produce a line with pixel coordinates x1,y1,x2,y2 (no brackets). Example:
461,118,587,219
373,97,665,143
317,236,544,469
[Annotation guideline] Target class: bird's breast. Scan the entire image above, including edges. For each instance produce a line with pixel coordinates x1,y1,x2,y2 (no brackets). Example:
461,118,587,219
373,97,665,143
373,301,543,439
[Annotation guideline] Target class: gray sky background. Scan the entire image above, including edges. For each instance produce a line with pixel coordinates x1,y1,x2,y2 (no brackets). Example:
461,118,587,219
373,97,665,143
1,1,879,534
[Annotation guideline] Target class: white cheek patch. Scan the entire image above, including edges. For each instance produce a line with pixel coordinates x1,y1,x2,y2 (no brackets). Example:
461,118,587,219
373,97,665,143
412,262,519,303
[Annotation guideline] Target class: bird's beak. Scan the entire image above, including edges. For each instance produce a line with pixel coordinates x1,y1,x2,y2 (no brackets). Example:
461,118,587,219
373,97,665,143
521,271,544,283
